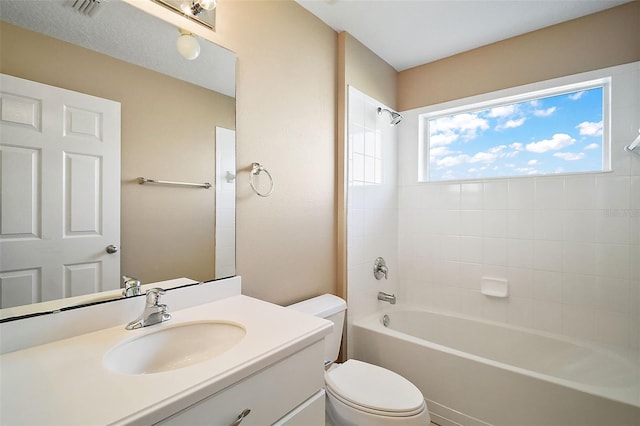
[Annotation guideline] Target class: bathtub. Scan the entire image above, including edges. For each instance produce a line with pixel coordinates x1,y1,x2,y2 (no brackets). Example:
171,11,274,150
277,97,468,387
352,308,640,426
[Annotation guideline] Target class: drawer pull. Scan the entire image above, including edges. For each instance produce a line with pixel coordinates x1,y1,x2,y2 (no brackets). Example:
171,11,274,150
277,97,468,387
229,408,251,426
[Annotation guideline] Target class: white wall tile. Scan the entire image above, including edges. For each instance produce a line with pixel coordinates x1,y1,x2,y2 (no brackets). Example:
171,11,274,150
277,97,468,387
630,177,640,209
562,305,595,340
507,266,534,298
534,210,564,241
564,175,597,209
532,270,563,303
460,210,483,237
533,240,563,272
563,210,597,242
483,237,507,266
562,273,597,307
595,243,630,279
482,296,508,322
507,297,534,328
596,211,631,244
461,183,484,210
595,277,631,314
459,236,483,264
592,310,629,347
483,210,508,238
508,179,535,210
483,181,508,209
457,262,483,289
507,239,533,269
563,242,597,275
439,184,461,210
508,210,534,239
534,177,565,210
532,300,563,333
596,175,630,210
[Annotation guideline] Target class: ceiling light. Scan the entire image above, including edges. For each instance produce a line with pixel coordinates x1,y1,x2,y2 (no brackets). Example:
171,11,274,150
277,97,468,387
176,29,200,60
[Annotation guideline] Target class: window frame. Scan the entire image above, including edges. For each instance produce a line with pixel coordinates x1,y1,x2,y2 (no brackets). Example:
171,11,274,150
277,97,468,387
418,77,611,182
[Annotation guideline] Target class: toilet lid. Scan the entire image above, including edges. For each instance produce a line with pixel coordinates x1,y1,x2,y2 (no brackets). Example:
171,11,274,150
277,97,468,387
324,359,425,414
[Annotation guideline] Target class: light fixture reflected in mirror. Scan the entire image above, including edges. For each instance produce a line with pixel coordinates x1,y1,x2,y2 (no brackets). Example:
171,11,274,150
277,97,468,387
176,28,200,60
181,0,216,16
150,0,215,29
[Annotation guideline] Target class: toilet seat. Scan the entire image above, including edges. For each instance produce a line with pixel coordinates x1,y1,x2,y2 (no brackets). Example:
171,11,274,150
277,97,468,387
325,359,426,417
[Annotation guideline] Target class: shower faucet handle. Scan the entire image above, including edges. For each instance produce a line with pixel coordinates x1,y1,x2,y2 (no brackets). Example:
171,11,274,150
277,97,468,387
374,257,388,280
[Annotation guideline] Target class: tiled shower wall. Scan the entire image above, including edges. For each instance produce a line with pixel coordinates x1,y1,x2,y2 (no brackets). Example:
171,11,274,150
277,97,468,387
397,63,640,349
346,86,398,356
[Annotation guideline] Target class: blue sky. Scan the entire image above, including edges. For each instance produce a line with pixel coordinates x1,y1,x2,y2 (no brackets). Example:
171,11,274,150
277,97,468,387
427,87,604,181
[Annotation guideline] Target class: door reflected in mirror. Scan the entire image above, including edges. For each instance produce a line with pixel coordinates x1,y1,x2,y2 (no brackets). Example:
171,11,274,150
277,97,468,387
0,0,236,320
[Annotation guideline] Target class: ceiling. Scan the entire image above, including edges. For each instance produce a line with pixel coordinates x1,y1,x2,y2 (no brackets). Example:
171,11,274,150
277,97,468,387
296,0,632,71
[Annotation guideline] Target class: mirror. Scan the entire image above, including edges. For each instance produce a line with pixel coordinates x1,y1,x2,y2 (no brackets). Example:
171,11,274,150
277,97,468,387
0,0,236,320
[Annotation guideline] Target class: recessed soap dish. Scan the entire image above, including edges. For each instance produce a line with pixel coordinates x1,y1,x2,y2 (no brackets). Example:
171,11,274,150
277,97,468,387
481,277,509,298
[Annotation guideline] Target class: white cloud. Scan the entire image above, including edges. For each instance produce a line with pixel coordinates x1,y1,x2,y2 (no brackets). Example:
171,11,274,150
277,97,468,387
528,159,538,165
430,146,454,158
435,154,471,168
577,120,603,137
430,113,489,146
533,107,556,117
510,142,524,151
487,105,518,118
553,152,585,161
584,143,600,150
430,132,459,147
515,167,539,175
525,133,576,153
496,117,526,131
470,151,498,164
569,91,585,100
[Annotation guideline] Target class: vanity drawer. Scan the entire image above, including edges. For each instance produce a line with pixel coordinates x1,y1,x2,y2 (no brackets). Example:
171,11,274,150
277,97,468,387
156,341,324,426
273,389,325,426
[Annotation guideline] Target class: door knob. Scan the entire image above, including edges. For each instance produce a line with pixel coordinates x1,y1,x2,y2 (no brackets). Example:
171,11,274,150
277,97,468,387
106,245,118,254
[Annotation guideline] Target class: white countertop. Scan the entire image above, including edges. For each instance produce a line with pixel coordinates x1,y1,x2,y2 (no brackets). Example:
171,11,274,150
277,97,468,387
0,295,332,425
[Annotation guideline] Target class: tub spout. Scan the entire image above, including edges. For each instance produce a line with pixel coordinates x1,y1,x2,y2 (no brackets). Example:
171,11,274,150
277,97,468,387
378,291,396,304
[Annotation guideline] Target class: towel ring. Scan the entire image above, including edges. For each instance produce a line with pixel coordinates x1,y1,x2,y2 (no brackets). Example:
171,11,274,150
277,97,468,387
249,162,274,197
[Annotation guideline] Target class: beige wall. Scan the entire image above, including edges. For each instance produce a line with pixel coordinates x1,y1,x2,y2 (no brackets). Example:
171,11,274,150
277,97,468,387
399,1,640,110
342,32,398,110
0,22,235,284
215,1,338,304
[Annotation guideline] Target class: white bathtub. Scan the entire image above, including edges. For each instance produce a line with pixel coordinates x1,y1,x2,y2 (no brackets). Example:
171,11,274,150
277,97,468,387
352,308,640,426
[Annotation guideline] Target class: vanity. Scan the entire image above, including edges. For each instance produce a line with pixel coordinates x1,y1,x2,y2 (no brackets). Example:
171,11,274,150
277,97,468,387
0,278,332,425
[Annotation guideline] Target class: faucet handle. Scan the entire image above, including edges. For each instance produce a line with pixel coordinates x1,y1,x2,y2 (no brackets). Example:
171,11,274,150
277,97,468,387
122,275,142,297
145,287,166,306
374,257,389,280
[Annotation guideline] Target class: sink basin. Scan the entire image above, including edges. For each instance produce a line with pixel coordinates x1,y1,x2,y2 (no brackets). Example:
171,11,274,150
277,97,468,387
103,321,246,375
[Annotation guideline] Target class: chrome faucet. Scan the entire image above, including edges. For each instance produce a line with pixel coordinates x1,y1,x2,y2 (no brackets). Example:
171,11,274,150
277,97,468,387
121,275,142,297
126,288,171,330
377,291,396,305
374,257,388,280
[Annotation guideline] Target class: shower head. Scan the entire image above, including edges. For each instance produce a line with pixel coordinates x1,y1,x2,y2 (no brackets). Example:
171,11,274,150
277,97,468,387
377,107,403,126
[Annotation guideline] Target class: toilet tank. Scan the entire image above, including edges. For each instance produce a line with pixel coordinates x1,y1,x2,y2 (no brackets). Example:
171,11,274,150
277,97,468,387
288,294,346,363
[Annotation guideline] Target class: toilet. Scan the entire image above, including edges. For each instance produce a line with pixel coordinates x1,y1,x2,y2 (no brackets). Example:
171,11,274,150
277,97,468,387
289,294,431,426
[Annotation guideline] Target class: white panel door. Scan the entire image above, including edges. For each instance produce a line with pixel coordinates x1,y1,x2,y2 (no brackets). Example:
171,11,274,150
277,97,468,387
0,74,120,308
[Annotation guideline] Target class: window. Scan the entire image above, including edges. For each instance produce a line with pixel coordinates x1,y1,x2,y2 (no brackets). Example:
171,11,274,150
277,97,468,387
420,79,609,182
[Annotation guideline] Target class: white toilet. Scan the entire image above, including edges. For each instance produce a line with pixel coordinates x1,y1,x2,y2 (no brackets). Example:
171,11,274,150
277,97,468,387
289,294,431,426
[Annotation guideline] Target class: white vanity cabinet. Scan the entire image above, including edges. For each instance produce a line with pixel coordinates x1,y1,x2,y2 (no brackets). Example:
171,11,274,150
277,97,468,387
156,341,326,426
